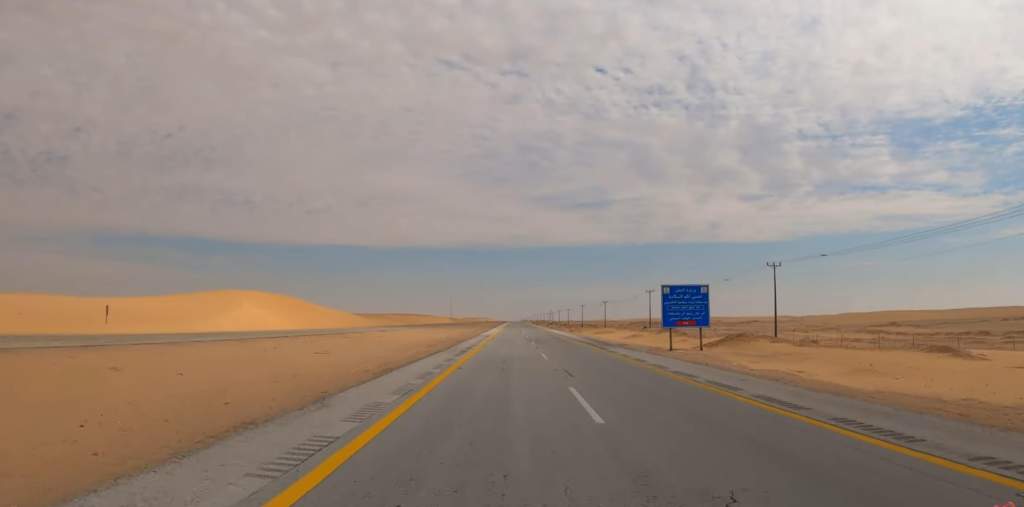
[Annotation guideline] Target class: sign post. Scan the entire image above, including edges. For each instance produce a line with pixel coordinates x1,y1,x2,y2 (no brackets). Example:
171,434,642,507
660,285,710,351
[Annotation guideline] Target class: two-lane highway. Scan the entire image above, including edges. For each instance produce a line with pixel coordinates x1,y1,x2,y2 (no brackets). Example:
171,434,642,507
258,322,1018,506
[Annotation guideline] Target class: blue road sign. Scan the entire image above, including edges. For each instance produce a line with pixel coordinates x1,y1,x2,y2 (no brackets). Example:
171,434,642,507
661,285,710,328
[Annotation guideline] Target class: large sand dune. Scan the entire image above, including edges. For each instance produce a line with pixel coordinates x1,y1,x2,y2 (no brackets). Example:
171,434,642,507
0,290,380,335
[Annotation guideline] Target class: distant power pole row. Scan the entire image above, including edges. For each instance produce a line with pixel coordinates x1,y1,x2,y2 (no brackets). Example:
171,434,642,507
534,289,656,328
533,292,639,328
531,262,784,340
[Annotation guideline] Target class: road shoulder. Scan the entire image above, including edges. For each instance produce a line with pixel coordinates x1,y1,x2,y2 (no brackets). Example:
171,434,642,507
53,324,500,507
537,324,1024,489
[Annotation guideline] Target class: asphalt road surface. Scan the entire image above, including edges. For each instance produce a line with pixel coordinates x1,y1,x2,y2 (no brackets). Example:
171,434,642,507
0,322,487,349
269,322,1019,507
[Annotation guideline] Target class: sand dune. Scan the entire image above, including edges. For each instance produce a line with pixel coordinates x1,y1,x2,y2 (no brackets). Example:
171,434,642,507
0,290,379,335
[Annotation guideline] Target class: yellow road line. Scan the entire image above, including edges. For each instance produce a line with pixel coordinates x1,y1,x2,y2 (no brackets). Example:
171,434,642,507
566,333,1024,491
263,325,505,507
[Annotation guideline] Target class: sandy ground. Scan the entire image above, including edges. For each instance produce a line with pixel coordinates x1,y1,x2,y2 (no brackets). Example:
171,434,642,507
356,314,491,325
556,307,1024,352
543,308,1024,433
0,322,495,507
356,312,455,325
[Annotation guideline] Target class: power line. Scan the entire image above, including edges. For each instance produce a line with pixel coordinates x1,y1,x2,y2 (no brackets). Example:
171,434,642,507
900,231,1024,260
789,202,1024,263
536,202,1024,327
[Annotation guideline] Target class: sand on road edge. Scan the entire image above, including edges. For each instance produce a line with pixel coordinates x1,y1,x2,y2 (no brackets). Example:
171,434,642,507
0,322,497,507
545,323,1024,434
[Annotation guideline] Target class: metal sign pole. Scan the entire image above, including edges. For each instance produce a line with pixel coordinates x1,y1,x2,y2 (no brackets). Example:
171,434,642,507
699,328,703,351
669,328,673,351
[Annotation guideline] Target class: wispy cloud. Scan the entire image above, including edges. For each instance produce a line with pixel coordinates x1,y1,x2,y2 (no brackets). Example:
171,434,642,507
2,1,1023,247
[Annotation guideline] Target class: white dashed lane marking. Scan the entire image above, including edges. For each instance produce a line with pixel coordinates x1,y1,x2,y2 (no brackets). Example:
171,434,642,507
569,387,605,424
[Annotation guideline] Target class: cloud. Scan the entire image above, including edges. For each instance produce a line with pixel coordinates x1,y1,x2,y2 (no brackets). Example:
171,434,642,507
2,0,1023,247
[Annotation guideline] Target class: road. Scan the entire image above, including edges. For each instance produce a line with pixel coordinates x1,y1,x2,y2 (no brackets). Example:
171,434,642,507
255,322,1018,507
0,321,487,349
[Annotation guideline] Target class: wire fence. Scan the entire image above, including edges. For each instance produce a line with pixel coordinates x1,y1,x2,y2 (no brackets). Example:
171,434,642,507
538,320,1023,353
778,330,1021,352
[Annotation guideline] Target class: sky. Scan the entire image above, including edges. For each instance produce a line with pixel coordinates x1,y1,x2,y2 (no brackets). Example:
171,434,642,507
2,1,1023,320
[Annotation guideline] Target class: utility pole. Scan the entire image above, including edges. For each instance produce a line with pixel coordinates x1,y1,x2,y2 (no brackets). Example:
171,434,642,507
449,296,453,320
602,300,608,327
767,262,782,338
580,304,584,327
567,308,573,326
645,289,657,328
557,309,562,323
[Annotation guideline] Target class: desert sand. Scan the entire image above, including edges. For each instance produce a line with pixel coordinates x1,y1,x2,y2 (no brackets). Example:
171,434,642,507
357,312,455,325
0,290,474,336
544,307,1024,433
0,321,497,507
558,307,1024,352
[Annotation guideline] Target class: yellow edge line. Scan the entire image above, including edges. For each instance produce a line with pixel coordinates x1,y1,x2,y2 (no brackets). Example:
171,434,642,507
262,324,506,507
564,332,1024,491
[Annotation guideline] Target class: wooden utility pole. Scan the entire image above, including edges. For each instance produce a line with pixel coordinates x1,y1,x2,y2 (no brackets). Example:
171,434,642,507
645,289,657,328
767,262,782,338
